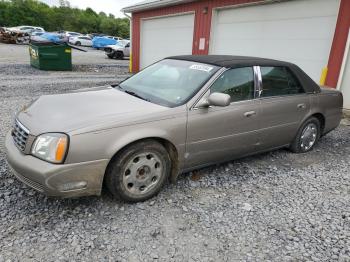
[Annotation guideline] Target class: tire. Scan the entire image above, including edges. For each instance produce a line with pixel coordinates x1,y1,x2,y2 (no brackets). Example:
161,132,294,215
115,51,124,60
75,41,81,46
107,53,114,59
290,117,321,153
105,140,171,202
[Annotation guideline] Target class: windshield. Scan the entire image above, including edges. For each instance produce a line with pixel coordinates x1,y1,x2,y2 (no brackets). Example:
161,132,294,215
118,59,220,107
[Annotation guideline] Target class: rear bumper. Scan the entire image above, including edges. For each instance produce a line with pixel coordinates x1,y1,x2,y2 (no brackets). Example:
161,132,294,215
5,131,109,198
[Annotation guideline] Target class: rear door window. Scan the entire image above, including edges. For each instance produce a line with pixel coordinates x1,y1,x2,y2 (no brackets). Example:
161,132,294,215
260,66,304,97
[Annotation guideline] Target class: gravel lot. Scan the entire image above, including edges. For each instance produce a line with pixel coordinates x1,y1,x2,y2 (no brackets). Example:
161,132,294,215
1,43,350,262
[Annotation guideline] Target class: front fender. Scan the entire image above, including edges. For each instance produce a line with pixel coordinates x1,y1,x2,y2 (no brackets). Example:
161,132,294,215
105,127,179,158
65,117,187,169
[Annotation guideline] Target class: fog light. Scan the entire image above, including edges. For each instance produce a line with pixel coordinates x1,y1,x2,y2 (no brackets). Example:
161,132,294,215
58,181,87,192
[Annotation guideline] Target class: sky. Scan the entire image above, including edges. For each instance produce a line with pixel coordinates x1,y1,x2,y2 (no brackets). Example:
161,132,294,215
39,0,142,17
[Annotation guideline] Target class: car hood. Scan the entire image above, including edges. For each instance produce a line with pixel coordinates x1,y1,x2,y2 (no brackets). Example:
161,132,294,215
17,86,168,135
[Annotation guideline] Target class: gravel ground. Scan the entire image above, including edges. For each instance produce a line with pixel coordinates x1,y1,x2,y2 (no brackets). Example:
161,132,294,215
1,43,350,261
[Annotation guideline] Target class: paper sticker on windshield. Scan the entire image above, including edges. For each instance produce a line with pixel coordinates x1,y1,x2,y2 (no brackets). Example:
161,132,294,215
189,64,213,72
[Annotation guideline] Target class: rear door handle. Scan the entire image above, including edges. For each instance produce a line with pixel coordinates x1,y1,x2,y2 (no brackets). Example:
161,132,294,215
297,103,306,109
244,111,256,117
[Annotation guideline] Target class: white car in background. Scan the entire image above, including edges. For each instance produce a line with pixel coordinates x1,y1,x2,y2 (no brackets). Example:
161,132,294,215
7,26,45,33
58,31,82,42
30,31,45,42
64,31,81,37
69,36,93,46
106,36,123,41
104,41,130,59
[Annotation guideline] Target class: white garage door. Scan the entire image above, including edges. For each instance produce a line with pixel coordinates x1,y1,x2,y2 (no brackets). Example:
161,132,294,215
140,13,195,69
210,0,340,82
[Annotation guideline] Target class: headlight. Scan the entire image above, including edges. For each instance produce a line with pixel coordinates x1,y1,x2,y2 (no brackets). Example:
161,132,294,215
31,133,69,164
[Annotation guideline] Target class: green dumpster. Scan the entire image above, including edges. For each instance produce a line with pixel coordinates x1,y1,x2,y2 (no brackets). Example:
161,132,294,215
29,43,72,71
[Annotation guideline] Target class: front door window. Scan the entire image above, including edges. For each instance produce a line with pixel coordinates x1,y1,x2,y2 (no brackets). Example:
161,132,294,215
210,67,255,102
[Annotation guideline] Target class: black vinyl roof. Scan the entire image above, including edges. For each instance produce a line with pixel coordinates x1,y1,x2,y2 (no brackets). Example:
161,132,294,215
166,55,320,94
166,55,293,68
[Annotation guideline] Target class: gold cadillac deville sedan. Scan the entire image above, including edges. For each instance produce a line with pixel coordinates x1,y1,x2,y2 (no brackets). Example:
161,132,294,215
5,55,343,202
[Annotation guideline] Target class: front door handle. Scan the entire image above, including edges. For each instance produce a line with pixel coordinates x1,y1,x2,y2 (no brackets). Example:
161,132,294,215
244,111,256,117
297,103,306,109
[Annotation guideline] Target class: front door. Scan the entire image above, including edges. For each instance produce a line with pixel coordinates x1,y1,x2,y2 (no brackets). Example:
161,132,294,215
185,67,260,169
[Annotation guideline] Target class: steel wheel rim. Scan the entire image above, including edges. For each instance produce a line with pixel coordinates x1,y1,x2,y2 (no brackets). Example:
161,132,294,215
300,123,318,151
122,152,163,196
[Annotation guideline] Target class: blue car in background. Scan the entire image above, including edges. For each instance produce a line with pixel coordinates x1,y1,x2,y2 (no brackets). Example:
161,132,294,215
92,37,117,49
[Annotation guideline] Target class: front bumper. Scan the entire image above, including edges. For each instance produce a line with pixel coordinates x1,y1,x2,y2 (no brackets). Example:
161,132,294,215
5,131,109,198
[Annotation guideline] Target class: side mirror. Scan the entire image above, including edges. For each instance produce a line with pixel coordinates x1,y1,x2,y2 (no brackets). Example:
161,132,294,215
197,93,231,108
196,92,231,108
208,93,231,107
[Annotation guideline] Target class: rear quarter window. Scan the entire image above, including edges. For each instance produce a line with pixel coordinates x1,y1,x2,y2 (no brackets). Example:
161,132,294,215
261,66,305,97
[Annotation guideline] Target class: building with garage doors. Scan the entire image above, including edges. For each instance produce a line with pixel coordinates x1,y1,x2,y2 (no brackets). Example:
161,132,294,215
122,0,350,112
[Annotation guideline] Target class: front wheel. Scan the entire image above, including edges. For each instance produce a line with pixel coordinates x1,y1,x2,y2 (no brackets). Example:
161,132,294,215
115,51,124,60
290,117,321,153
107,53,114,59
105,140,171,202
75,41,81,46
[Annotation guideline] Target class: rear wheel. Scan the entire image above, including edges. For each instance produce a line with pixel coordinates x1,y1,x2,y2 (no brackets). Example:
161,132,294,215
290,117,321,153
105,140,171,202
75,41,81,46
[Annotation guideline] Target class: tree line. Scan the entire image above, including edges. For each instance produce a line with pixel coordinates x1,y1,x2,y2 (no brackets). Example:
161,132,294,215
0,0,130,38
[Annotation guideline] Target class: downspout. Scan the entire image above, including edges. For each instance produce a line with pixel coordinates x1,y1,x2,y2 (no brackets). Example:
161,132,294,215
123,11,132,73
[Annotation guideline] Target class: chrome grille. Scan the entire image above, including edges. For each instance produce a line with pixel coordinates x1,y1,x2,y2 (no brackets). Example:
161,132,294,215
12,119,30,152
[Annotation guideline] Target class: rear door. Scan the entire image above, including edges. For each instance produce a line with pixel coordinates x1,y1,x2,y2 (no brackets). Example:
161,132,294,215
257,66,310,149
185,67,260,169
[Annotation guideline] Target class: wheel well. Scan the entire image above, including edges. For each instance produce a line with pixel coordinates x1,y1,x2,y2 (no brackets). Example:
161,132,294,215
312,113,325,133
103,138,180,186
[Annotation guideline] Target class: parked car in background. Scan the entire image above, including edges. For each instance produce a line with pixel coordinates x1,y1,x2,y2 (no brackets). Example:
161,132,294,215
64,31,81,38
5,56,343,202
92,36,117,49
55,31,81,42
89,33,106,38
106,36,123,41
118,39,130,46
69,36,92,46
30,31,45,42
33,32,67,44
7,26,45,33
104,41,130,59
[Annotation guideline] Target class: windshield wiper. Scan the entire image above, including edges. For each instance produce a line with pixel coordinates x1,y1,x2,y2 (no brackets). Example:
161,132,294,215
124,90,150,102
